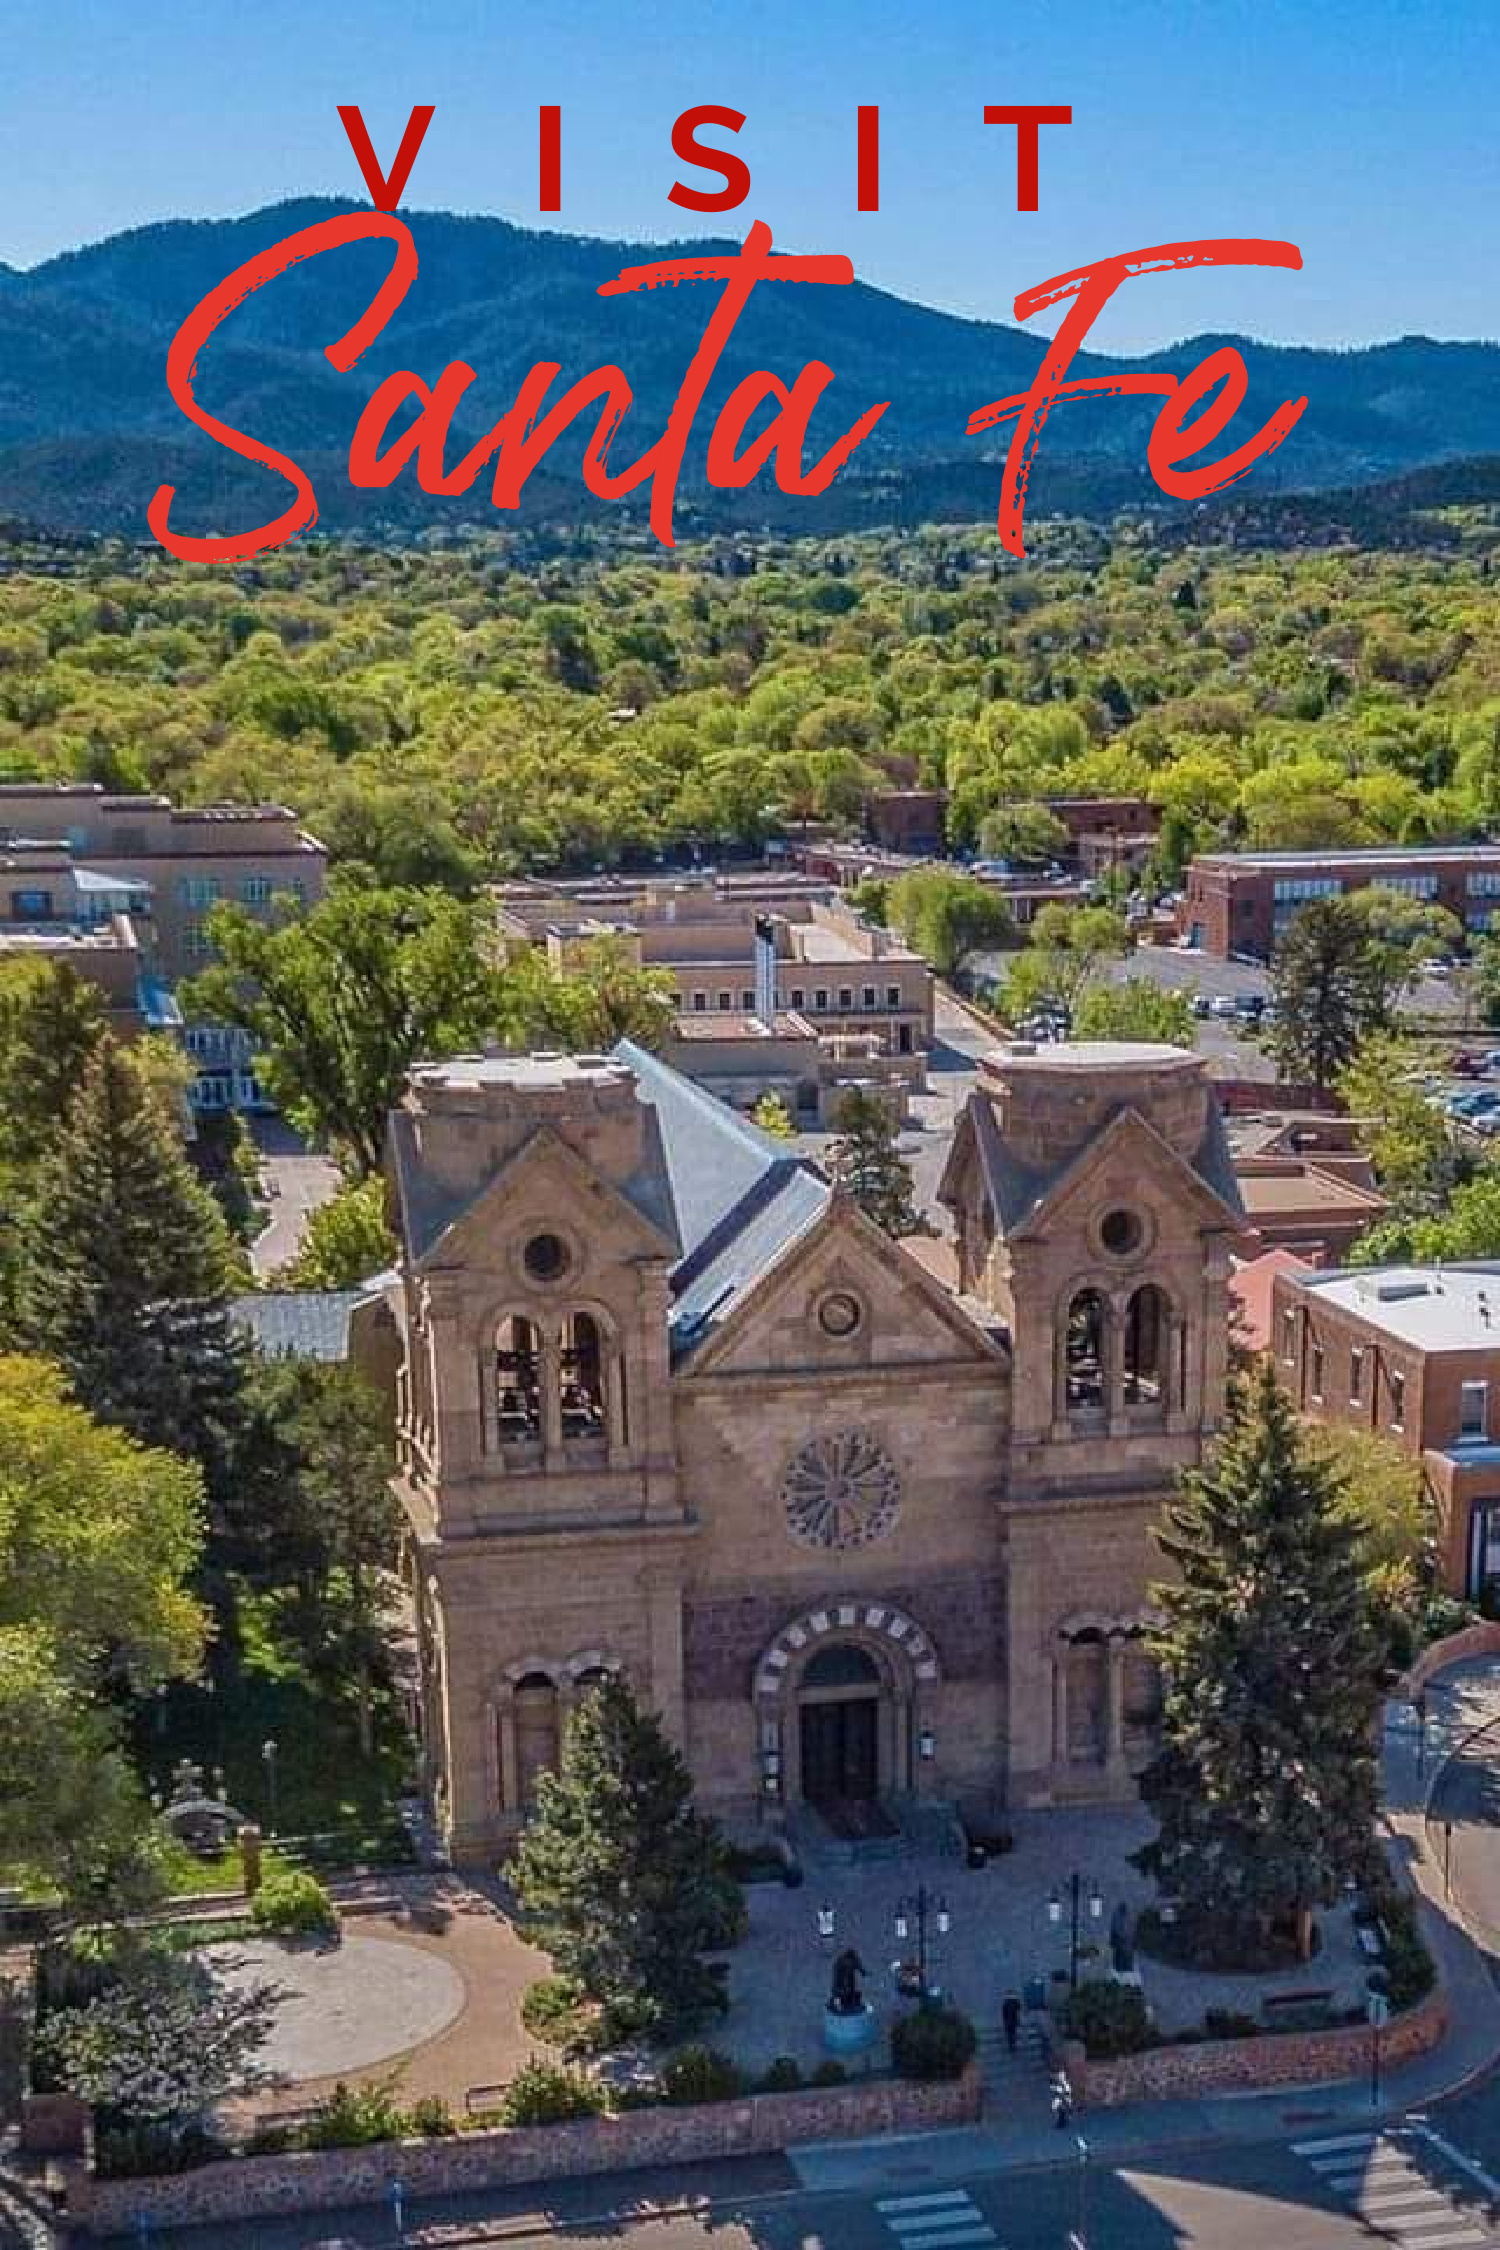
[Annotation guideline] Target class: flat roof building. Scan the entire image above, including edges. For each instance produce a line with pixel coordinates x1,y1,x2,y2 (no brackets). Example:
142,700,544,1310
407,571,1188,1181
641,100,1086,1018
1183,843,1500,961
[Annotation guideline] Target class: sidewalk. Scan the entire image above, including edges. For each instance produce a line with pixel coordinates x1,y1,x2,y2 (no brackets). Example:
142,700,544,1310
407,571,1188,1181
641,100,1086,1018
795,1653,1500,2196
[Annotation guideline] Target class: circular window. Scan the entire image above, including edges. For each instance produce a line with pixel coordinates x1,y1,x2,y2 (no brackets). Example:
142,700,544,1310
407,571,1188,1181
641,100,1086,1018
782,1430,901,1552
1100,1208,1145,1257
817,1290,864,1339
523,1231,569,1283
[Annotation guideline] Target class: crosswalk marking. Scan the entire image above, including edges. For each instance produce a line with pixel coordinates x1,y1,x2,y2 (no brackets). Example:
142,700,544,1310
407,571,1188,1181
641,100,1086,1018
876,2186,999,2250
1290,2128,1496,2249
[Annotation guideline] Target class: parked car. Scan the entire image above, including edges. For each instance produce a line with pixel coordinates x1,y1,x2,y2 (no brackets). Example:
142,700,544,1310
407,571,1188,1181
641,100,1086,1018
1450,1051,1486,1078
1209,995,1238,1019
1190,994,1213,1020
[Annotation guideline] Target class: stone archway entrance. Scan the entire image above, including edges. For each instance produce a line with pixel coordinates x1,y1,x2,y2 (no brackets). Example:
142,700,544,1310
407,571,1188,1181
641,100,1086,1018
798,1643,882,1811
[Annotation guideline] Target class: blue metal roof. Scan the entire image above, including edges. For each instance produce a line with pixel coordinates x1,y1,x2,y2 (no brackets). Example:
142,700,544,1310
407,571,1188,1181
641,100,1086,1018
612,1039,831,1360
231,1289,373,1362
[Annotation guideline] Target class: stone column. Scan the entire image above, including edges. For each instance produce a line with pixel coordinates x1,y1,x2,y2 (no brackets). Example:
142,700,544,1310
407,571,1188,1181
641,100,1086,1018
1106,1638,1127,1773
496,1686,518,1815
1105,1298,1128,1434
540,1332,564,1457
1051,1649,1070,1769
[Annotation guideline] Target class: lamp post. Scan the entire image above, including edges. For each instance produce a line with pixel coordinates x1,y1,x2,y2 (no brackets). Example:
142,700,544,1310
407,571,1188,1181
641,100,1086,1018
894,1884,951,2003
816,1903,837,1950
1443,1819,1455,1898
1367,1985,1390,2112
1049,1873,1104,1991
1415,1687,1429,1781
261,1737,279,1835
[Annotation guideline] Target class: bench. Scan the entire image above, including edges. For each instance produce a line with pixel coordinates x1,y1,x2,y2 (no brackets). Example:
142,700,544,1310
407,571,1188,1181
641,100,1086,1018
466,2084,509,2116
1263,1987,1335,2016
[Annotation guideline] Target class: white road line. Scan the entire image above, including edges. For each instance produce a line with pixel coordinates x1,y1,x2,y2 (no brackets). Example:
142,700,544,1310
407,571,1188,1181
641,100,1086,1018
1378,2229,1488,2248
893,2232,996,2250
886,2218,993,2238
1294,2133,1381,2156
1357,2190,1461,2215
878,2193,974,2214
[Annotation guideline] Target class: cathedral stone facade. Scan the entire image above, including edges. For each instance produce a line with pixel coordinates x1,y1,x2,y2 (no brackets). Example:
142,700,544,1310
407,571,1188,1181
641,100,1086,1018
382,1037,1245,1864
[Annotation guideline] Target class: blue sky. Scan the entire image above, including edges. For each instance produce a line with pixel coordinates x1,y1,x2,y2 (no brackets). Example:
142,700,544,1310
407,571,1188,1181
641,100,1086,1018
6,0,1498,351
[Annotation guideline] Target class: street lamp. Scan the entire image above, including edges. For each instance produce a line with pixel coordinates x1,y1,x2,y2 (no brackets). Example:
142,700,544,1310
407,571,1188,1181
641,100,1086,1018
1048,1873,1104,1991
261,1737,279,1835
1415,1686,1429,1781
816,1903,837,1946
1367,1982,1390,2112
894,1885,951,2003
1442,1818,1455,1898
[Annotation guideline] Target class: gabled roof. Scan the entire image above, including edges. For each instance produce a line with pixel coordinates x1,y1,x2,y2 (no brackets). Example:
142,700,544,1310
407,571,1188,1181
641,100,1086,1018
611,1041,832,1360
232,1274,396,1361
941,1077,1244,1240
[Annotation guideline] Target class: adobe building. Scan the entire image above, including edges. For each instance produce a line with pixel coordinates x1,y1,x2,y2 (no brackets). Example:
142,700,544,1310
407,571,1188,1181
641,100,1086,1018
381,1035,1246,1863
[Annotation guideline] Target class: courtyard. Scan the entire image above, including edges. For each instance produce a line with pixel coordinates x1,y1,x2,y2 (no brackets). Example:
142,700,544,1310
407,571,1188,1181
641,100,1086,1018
230,1800,1377,2127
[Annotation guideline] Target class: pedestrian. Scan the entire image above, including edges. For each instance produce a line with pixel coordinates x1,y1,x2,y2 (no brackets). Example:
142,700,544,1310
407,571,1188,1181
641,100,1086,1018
1052,2070,1073,2130
1001,1992,1022,2051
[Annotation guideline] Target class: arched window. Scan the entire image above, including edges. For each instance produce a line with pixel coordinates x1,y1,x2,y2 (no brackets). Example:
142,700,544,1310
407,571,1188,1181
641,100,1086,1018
511,1671,560,1802
1065,1289,1107,1411
496,1315,542,1444
559,1311,606,1439
1066,1631,1108,1762
802,1643,882,1691
1124,1285,1170,1407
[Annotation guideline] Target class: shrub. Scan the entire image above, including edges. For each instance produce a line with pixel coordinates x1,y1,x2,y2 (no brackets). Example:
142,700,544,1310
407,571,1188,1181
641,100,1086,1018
1377,1891,1437,2011
726,1844,787,1885
891,2004,978,2082
661,2045,746,2105
408,2095,456,2137
519,1975,596,2052
758,2055,804,2093
302,2077,408,2150
95,2123,226,2179
251,1871,338,1941
809,2059,848,2086
499,2059,603,2127
1203,2008,1260,2041
1061,1981,1154,2059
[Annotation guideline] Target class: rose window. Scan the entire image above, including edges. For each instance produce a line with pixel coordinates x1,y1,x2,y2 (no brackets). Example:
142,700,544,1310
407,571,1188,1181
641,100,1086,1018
781,1430,901,1552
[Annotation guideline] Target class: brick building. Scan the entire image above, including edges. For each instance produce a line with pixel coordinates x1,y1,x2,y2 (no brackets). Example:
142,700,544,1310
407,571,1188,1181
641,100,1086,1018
1271,1261,1500,1597
1182,844,1500,961
378,1036,1245,1861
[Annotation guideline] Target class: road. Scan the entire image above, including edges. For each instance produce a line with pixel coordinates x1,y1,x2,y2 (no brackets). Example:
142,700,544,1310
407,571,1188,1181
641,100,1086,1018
97,2126,1500,2249
247,1116,342,1278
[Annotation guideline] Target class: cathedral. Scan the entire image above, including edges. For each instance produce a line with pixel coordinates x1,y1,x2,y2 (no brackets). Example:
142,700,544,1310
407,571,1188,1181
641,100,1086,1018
382,1035,1245,1863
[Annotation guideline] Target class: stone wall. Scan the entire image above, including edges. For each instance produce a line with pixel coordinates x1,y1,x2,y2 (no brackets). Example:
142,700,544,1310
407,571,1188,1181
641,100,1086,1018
1401,1622,1500,1696
65,2068,982,2237
1076,1989,1447,2107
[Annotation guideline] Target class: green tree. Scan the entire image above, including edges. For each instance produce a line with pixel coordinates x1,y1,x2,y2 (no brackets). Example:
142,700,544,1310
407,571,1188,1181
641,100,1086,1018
546,937,677,1054
13,1043,244,1476
977,801,1069,867
0,957,107,1173
0,1354,206,1909
1268,897,1385,1092
827,1089,923,1236
1337,1034,1455,1207
887,869,1013,977
1350,1160,1500,1267
1073,979,1195,1046
1137,1360,1383,1961
512,1677,742,2035
998,902,1132,1023
188,884,510,1175
750,1091,796,1139
1346,886,1463,1022
277,1177,396,1290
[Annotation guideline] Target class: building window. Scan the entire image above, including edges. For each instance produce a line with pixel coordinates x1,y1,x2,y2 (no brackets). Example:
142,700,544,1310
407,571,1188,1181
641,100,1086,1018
183,921,212,960
838,986,854,1011
1391,1371,1406,1431
10,889,53,919
814,988,829,1011
862,984,877,1010
1310,1343,1325,1403
1461,1381,1489,1443
1469,872,1500,898
241,874,274,906
177,876,221,909
716,989,732,1011
1350,1347,1364,1405
1064,1289,1107,1413
742,989,755,1011
1280,1308,1297,1363
495,1316,543,1444
691,990,707,1013
791,986,805,1009
1123,1284,1170,1407
559,1312,606,1440
886,983,902,1009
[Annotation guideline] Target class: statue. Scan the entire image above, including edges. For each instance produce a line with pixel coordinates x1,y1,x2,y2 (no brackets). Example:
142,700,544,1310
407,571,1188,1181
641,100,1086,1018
829,1946,868,2016
1110,1900,1137,1975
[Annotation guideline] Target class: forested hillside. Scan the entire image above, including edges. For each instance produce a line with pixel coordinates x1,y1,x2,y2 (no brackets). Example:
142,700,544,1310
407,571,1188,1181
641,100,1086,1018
1,509,1498,878
2,200,1499,536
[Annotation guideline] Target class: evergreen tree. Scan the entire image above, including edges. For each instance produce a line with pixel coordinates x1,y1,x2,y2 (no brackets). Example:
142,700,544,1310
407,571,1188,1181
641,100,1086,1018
1136,1358,1383,1962
512,1677,743,2035
1269,896,1384,1091
827,1088,923,1236
13,1041,244,1480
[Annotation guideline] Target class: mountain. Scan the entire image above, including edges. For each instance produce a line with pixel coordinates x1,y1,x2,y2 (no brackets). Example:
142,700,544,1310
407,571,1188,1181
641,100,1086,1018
1,198,1498,539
